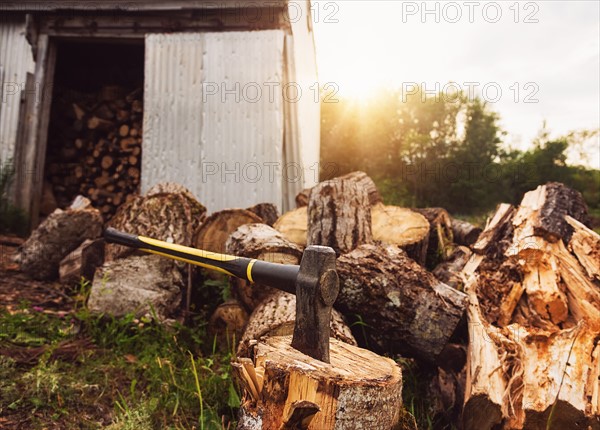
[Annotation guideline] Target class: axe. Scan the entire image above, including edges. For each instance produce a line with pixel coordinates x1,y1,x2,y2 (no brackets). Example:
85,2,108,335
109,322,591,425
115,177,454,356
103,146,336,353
104,227,339,363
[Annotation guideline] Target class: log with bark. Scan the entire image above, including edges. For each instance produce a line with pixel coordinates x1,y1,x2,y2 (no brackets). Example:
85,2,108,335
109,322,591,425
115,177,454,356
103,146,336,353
246,203,279,226
276,202,433,265
336,244,468,361
225,223,303,311
238,289,357,358
88,254,182,320
17,196,103,280
106,183,206,261
414,207,454,268
451,218,482,247
371,204,430,265
307,174,373,254
460,183,600,430
195,209,263,254
209,299,249,347
432,245,472,290
294,171,382,209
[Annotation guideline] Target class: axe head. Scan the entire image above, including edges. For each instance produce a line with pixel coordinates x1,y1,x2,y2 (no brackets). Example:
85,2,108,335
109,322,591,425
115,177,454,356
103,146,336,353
291,245,339,363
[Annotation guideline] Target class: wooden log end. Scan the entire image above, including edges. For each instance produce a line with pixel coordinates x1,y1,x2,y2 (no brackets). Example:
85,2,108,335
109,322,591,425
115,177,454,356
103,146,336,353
236,335,403,430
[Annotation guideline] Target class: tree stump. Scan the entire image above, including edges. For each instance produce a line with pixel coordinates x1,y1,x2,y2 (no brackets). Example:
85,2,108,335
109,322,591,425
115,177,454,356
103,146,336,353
336,244,467,361
226,224,304,311
371,204,430,265
307,175,373,255
234,335,403,430
238,289,356,358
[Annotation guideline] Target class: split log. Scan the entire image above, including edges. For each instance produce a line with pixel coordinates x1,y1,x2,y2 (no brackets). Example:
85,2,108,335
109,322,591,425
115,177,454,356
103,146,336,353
235,335,403,430
246,203,279,226
88,254,182,320
464,279,600,430
106,184,206,261
371,204,430,265
451,218,482,246
511,182,589,244
17,196,103,280
59,238,105,285
414,207,453,268
566,215,600,280
273,206,308,246
461,183,600,429
307,174,373,254
336,244,467,361
226,223,303,311
195,209,263,254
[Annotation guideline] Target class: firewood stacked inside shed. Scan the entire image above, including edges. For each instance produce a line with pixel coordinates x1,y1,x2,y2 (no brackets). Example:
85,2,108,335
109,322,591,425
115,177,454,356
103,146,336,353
44,86,143,220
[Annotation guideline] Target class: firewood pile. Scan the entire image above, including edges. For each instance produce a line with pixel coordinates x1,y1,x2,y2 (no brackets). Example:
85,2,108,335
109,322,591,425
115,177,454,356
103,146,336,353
45,86,143,219
15,173,600,429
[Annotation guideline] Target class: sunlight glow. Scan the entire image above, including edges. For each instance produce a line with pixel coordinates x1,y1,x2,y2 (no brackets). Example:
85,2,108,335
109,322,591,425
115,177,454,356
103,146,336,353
312,1,600,156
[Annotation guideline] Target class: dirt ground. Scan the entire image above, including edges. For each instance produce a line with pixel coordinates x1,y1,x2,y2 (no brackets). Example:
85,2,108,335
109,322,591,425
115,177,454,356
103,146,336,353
0,237,73,315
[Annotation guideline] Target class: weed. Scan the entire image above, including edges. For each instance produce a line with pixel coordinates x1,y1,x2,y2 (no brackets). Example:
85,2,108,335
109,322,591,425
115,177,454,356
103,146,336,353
0,158,29,236
0,277,239,429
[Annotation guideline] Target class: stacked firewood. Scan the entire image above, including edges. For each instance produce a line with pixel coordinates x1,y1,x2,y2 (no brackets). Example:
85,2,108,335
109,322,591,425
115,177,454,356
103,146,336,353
21,170,598,429
45,86,143,219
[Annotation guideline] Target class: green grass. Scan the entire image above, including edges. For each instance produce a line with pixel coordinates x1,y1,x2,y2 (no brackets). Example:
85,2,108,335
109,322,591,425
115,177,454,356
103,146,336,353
0,273,464,430
0,290,238,429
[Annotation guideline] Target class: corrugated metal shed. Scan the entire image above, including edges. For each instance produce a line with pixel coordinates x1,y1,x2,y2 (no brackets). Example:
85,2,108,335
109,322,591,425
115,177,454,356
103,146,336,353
0,0,287,12
143,30,288,212
0,19,35,162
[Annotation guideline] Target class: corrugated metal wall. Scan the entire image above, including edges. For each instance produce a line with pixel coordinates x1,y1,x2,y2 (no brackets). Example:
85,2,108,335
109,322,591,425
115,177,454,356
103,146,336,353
0,19,35,163
143,31,287,213
285,0,321,203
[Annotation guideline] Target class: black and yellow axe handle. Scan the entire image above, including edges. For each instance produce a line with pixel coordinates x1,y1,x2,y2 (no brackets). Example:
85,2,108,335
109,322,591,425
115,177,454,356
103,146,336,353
104,227,299,295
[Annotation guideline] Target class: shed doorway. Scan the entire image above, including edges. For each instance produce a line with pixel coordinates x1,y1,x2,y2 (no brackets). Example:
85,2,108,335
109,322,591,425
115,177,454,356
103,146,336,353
43,40,144,220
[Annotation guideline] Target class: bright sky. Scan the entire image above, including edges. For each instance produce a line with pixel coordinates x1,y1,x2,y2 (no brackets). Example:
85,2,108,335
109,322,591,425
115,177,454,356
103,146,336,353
312,0,600,168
